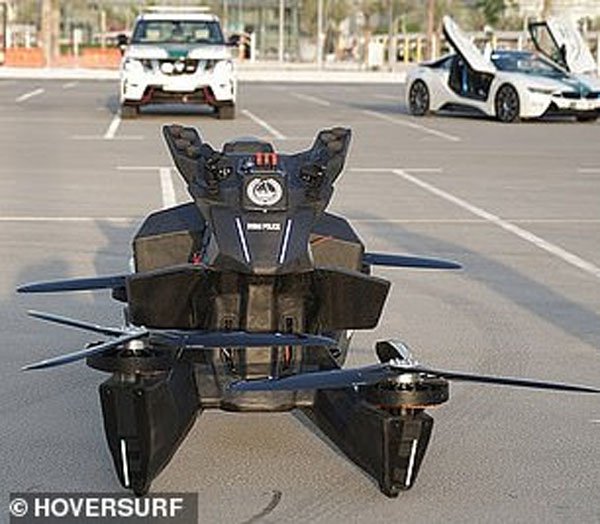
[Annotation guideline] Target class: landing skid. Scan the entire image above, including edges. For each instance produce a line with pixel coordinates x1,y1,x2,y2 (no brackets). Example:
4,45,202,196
98,360,199,496
305,389,434,496
93,343,448,497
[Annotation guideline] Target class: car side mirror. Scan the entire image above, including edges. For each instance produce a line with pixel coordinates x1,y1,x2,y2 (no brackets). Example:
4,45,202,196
117,34,129,55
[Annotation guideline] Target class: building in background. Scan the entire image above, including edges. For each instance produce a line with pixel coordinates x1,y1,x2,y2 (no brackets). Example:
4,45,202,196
515,0,600,24
224,0,301,60
2,0,600,67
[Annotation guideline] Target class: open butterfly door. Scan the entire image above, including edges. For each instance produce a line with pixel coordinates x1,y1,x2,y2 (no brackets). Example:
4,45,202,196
529,17,596,75
442,15,496,74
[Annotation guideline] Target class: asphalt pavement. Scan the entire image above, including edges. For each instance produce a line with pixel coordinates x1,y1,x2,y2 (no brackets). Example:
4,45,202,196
1,78,600,523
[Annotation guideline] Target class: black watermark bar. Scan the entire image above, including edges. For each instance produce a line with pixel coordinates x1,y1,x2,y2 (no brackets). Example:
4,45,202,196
8,493,198,524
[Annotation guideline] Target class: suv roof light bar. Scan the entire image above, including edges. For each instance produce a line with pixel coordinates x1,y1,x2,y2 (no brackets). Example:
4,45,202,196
142,6,212,13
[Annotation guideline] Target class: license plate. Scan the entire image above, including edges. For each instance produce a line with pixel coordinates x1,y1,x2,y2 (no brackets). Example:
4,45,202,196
570,99,597,111
163,81,196,93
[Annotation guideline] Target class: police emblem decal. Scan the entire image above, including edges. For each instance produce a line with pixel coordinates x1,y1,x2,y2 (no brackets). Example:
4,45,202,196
246,178,283,207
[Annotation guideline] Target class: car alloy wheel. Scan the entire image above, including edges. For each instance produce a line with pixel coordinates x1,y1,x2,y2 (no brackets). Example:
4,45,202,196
409,80,430,116
495,84,520,123
576,113,598,123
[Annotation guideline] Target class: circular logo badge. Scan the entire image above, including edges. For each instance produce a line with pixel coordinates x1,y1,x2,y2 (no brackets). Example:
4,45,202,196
246,178,283,207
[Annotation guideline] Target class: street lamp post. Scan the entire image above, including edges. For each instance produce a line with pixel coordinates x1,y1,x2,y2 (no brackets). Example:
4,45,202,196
316,0,323,69
222,0,228,33
278,0,284,63
0,2,6,66
387,0,395,70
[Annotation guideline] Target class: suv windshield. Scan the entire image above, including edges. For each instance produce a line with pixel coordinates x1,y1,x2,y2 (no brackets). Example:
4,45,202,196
491,52,565,78
132,20,224,45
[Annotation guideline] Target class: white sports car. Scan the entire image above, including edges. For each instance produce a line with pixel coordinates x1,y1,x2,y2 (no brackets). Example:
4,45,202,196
406,16,600,122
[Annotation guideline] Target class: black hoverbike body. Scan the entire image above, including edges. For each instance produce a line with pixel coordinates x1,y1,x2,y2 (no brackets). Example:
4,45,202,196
18,126,600,497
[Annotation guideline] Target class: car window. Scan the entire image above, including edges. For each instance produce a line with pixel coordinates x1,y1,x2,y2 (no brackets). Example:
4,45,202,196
428,55,454,70
491,52,565,78
438,56,453,70
132,20,224,45
529,23,567,69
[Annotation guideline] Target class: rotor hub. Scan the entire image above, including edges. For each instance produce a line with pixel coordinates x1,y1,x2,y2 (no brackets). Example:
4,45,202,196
364,374,449,409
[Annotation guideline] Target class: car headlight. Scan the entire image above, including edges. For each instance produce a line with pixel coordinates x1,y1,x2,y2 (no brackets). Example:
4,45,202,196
527,86,556,95
123,57,143,73
214,59,234,75
160,62,175,74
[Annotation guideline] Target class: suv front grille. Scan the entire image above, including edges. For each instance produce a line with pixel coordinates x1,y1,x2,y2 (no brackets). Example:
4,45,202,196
155,59,200,75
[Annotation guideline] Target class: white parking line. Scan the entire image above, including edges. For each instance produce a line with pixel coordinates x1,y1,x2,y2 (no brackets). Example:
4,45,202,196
363,109,461,142
71,135,143,140
117,166,168,171
578,168,600,174
15,88,44,103
263,135,312,141
62,81,79,89
159,167,177,208
242,109,286,140
0,216,138,223
119,166,178,208
351,167,442,173
1,215,596,225
103,114,122,139
291,92,331,107
349,218,600,224
351,218,487,223
512,219,600,224
393,168,600,280
374,94,399,101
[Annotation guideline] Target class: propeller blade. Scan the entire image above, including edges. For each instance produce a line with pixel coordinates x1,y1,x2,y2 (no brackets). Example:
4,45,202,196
159,331,338,348
363,252,461,270
420,366,600,394
22,331,147,371
27,310,127,337
231,361,600,395
229,363,393,391
17,274,127,294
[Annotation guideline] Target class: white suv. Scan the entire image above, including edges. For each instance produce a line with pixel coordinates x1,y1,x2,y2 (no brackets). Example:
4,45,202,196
119,10,236,119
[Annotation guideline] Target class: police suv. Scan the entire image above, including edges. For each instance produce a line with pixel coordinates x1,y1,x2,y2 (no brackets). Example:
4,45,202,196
118,8,236,119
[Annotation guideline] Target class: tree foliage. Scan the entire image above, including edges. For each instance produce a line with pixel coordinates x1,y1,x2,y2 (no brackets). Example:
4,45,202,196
474,0,506,27
300,0,352,36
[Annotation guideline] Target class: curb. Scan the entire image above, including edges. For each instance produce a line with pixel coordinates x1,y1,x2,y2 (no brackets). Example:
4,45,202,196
0,67,119,80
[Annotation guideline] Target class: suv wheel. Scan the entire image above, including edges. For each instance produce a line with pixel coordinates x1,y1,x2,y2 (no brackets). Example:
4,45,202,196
217,104,235,120
121,104,139,119
576,113,598,123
